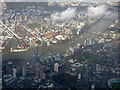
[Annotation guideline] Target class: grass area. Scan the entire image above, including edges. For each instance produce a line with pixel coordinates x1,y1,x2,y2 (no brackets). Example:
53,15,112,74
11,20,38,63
28,23,41,29
80,52,96,63
118,29,120,33
86,56,96,63
112,82,120,89
52,73,77,88
80,56,85,61
36,41,41,45
114,29,119,33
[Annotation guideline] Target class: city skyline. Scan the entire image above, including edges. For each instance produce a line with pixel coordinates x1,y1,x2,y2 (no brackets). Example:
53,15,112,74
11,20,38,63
0,1,120,89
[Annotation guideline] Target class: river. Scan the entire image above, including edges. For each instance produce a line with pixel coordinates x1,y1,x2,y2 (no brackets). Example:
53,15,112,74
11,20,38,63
2,7,118,61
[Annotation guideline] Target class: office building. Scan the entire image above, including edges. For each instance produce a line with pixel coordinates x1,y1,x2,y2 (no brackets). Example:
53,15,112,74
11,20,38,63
22,67,26,76
35,44,38,61
78,73,81,79
13,68,17,78
54,63,58,72
91,85,95,90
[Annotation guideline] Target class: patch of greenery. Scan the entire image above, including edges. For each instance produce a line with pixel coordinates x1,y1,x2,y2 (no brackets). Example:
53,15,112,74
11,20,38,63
86,56,95,63
52,73,77,88
36,41,41,45
112,82,120,89
80,52,96,63
28,23,41,29
118,29,120,33
80,56,85,61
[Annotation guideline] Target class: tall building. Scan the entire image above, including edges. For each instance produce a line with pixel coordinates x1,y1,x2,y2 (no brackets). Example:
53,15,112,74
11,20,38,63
40,40,44,46
24,16,27,21
84,39,87,47
69,47,74,54
78,73,81,80
20,15,22,21
15,20,17,32
13,68,17,78
47,41,50,46
54,63,58,72
91,85,95,90
22,67,26,76
72,27,77,36
35,44,38,61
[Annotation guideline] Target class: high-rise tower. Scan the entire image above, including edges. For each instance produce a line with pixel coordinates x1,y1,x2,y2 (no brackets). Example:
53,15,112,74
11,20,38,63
35,44,38,61
54,63,58,72
22,66,26,76
13,67,17,78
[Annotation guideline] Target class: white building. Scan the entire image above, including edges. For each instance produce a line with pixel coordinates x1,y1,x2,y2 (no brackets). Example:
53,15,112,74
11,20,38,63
22,67,26,76
13,68,17,78
55,35,63,40
54,63,59,72
78,73,81,79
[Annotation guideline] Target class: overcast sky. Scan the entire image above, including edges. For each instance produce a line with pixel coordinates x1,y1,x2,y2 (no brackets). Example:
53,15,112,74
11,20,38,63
2,0,120,2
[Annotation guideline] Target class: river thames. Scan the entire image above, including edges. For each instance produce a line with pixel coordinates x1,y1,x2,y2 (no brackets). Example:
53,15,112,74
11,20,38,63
2,6,118,61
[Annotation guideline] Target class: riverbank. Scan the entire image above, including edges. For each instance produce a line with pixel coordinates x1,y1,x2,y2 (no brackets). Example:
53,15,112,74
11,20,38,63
2,9,118,61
